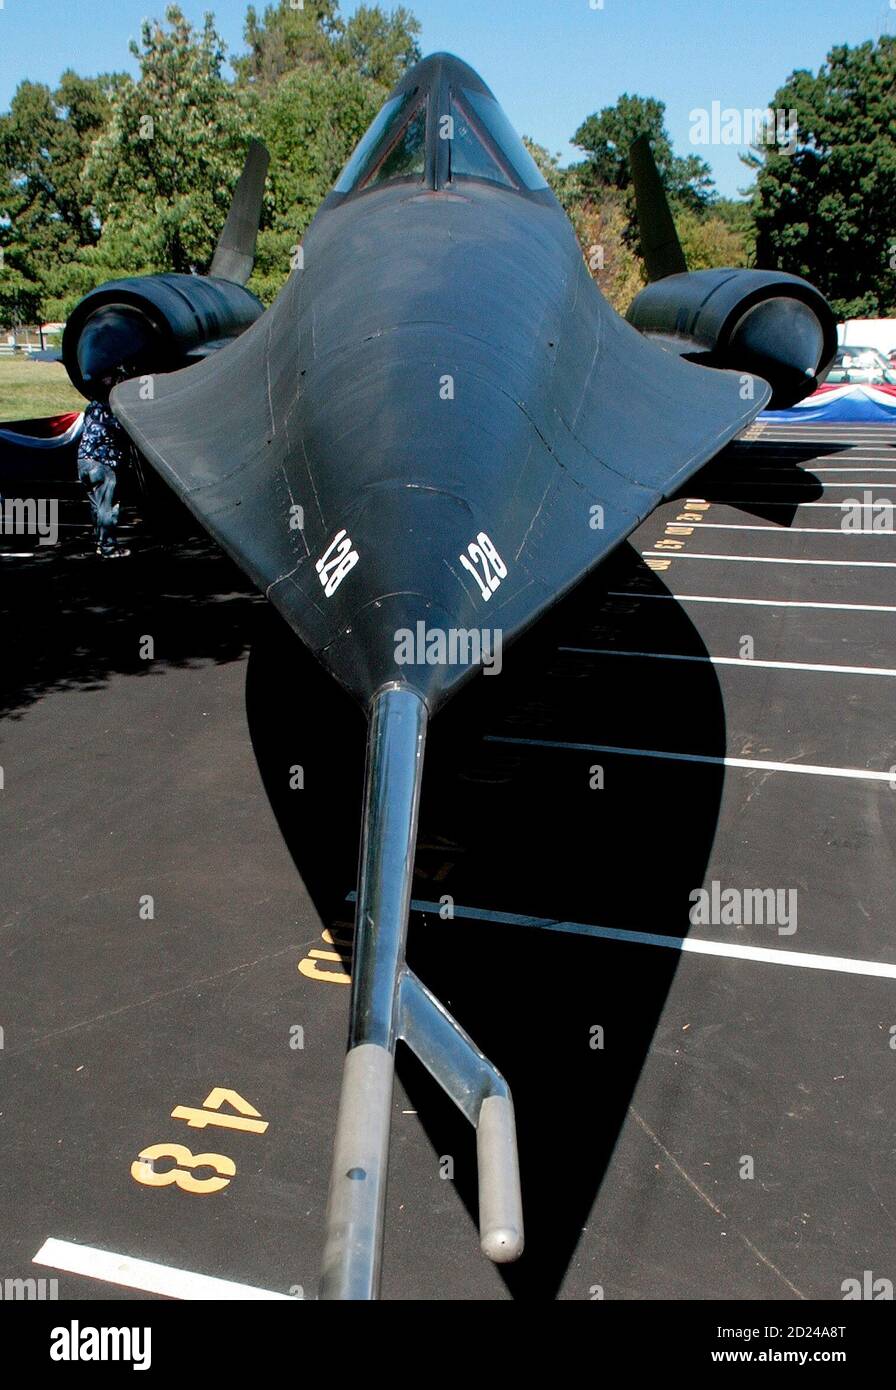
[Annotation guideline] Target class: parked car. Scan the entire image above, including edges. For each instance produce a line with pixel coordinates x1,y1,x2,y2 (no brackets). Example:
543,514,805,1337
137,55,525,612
827,345,896,385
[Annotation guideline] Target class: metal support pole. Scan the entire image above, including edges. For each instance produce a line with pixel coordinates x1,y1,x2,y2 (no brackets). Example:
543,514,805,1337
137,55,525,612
398,970,523,1262
319,684,427,1300
317,681,524,1298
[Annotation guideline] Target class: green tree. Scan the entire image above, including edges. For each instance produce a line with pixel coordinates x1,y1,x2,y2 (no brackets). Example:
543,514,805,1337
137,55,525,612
340,5,421,87
565,93,750,294
243,2,420,300
252,64,383,299
0,259,43,333
235,0,420,90
675,208,751,271
573,94,714,211
236,0,343,88
80,6,256,297
523,138,582,213
0,72,117,326
749,36,896,318
570,193,645,315
712,196,757,262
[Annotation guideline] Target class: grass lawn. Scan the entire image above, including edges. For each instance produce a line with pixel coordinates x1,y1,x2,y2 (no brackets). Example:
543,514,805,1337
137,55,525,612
0,357,85,422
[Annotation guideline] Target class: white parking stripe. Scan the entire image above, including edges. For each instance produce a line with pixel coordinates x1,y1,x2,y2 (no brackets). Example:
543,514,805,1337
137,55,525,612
406,898,896,980
739,469,896,475
681,522,892,534
642,551,896,568
690,501,894,509
607,591,896,614
730,449,896,455
559,647,896,678
719,462,896,468
673,499,893,510
748,443,895,448
706,482,896,489
750,425,889,430
748,439,894,444
33,1238,296,1300
485,734,893,783
746,439,895,444
751,427,895,434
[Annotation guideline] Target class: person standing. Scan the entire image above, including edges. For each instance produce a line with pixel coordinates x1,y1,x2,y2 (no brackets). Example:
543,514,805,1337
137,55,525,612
76,371,133,558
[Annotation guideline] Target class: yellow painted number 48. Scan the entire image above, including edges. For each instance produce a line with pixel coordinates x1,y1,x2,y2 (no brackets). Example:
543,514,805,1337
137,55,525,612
131,1143,235,1194
131,1088,268,1196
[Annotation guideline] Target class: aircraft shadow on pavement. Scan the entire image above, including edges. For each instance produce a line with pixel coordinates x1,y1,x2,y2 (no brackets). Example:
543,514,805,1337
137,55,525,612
246,541,727,1300
0,535,260,719
691,439,831,525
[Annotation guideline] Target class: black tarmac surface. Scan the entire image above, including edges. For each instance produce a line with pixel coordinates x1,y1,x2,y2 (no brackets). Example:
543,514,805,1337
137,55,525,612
2,417,895,1300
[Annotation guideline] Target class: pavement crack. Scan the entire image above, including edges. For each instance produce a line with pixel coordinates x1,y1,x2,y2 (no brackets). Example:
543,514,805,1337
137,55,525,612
630,1107,806,1300
2,945,301,1059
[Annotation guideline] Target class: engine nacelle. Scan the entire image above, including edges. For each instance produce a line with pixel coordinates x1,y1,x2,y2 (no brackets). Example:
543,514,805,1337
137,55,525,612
62,273,263,399
626,268,837,409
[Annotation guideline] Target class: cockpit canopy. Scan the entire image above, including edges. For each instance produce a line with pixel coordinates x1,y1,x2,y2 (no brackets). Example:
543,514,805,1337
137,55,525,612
334,90,428,193
333,54,549,198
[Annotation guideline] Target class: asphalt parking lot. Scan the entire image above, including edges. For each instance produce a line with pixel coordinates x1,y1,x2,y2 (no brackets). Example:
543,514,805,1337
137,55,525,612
2,417,895,1300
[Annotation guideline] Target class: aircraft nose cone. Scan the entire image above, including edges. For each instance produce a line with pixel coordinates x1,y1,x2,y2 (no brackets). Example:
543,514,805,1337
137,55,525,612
314,482,504,710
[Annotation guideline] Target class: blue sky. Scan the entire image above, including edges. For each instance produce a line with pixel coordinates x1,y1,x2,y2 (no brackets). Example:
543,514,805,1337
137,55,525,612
1,0,894,197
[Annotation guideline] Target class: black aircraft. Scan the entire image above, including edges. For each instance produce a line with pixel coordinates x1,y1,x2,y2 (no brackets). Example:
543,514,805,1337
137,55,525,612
44,52,836,1299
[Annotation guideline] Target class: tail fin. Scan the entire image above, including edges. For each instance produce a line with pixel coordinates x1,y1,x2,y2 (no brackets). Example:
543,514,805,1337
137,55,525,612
630,133,687,283
210,138,270,286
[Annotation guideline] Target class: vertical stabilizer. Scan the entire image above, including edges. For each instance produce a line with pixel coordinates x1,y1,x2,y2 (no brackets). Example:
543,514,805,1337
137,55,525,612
210,138,270,286
630,133,688,282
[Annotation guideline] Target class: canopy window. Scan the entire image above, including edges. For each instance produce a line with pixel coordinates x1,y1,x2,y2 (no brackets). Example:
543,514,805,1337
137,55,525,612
448,88,549,192
334,90,427,195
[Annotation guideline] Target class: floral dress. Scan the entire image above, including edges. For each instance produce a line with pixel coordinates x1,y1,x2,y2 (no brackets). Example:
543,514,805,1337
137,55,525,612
77,401,132,553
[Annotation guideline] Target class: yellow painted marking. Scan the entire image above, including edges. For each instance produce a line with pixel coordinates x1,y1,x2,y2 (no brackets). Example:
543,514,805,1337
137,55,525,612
295,956,347,989
170,1106,267,1133
299,926,353,983
131,1143,235,1195
172,1087,268,1134
322,926,353,947
203,1087,262,1116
